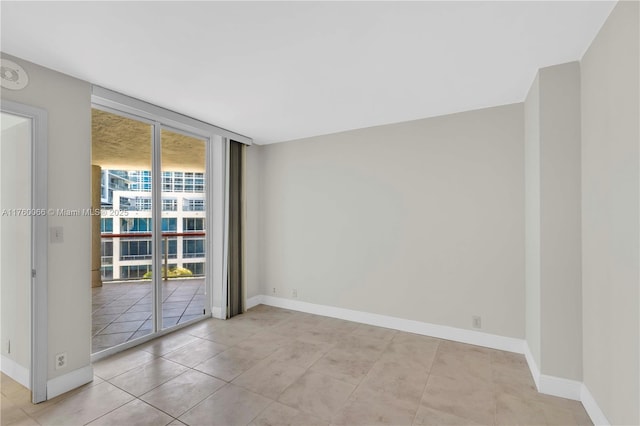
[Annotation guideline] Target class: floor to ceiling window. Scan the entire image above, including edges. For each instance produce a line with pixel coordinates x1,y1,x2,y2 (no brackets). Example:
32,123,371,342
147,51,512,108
91,108,156,353
90,103,216,356
160,127,207,330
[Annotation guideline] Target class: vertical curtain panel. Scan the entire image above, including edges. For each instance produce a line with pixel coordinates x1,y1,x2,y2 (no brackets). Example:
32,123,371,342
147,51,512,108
227,140,245,317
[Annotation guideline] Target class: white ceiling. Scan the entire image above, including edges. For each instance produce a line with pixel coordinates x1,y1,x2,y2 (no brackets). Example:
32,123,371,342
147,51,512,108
1,1,615,145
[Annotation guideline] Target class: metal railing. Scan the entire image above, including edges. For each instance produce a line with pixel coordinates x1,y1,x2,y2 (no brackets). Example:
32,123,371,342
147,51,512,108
101,232,205,281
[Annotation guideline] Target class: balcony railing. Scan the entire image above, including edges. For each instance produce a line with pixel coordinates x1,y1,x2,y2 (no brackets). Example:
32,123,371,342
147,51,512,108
101,231,205,282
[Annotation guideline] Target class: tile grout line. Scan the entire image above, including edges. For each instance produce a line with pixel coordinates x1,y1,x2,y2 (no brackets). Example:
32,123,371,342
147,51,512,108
92,281,204,352
9,306,581,426
411,339,441,425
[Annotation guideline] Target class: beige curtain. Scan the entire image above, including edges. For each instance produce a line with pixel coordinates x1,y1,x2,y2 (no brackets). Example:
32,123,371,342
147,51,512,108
227,140,245,317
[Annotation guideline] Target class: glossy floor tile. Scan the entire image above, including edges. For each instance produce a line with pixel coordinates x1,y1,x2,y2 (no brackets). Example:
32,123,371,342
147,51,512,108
2,305,593,426
91,279,205,353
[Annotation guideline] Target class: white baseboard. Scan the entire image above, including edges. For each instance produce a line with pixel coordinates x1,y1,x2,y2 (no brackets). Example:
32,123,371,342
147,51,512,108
257,295,524,353
523,342,610,425
211,306,225,320
523,342,582,401
251,295,611,426
580,384,610,426
538,374,583,401
522,343,541,389
47,365,93,399
0,354,30,389
245,295,263,310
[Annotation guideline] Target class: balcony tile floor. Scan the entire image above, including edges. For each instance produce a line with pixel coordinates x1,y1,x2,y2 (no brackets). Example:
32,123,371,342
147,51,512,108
92,279,205,353
2,305,592,426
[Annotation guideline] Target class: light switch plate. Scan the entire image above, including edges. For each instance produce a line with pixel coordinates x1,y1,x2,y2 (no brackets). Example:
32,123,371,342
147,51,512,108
50,226,63,243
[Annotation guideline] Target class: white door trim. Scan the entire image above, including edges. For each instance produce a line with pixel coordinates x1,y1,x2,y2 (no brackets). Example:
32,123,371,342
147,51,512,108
209,135,228,319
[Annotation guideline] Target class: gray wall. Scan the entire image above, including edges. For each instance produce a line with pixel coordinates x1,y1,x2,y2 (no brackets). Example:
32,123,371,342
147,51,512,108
581,1,640,424
245,144,262,299
257,104,525,338
0,54,92,380
525,62,583,380
539,62,582,381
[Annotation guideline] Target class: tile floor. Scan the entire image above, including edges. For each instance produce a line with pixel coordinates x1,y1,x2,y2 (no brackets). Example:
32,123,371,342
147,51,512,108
2,305,592,426
92,279,205,353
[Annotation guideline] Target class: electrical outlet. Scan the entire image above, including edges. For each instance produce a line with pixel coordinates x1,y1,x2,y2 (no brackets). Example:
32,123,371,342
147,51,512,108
55,352,67,370
292,289,298,298
7,339,10,354
272,287,276,294
472,316,482,329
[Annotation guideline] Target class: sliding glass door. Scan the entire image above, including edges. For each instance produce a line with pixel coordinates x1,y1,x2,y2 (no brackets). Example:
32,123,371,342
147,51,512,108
92,110,211,355
159,127,207,330
92,109,155,353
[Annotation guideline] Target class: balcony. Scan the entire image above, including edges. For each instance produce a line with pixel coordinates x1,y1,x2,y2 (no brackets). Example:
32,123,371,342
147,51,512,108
93,231,207,354
91,278,205,353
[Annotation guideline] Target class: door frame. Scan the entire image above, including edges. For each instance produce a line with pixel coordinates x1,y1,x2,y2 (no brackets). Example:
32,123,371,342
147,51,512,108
1,100,49,403
90,87,244,360
155,124,216,329
89,104,218,357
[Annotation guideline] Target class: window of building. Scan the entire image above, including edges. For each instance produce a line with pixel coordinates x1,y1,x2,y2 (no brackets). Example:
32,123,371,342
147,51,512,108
183,238,205,258
100,218,113,233
135,197,152,211
101,241,113,264
183,262,205,276
162,198,177,211
183,199,205,211
162,217,177,232
183,217,205,231
120,264,151,279
101,266,113,281
121,218,151,233
119,196,134,211
161,239,178,259
120,239,152,260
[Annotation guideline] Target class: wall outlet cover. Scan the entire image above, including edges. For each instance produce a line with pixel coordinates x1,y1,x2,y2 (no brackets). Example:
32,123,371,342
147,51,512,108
55,352,67,370
472,316,482,329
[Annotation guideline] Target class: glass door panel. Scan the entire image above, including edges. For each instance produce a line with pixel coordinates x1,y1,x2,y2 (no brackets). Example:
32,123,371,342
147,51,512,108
91,108,154,353
160,128,207,329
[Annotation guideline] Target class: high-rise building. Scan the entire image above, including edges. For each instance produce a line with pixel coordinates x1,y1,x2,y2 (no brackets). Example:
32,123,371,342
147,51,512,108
100,169,206,281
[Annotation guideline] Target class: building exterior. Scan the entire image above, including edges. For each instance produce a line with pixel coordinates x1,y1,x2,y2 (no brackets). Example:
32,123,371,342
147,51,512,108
100,169,206,281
